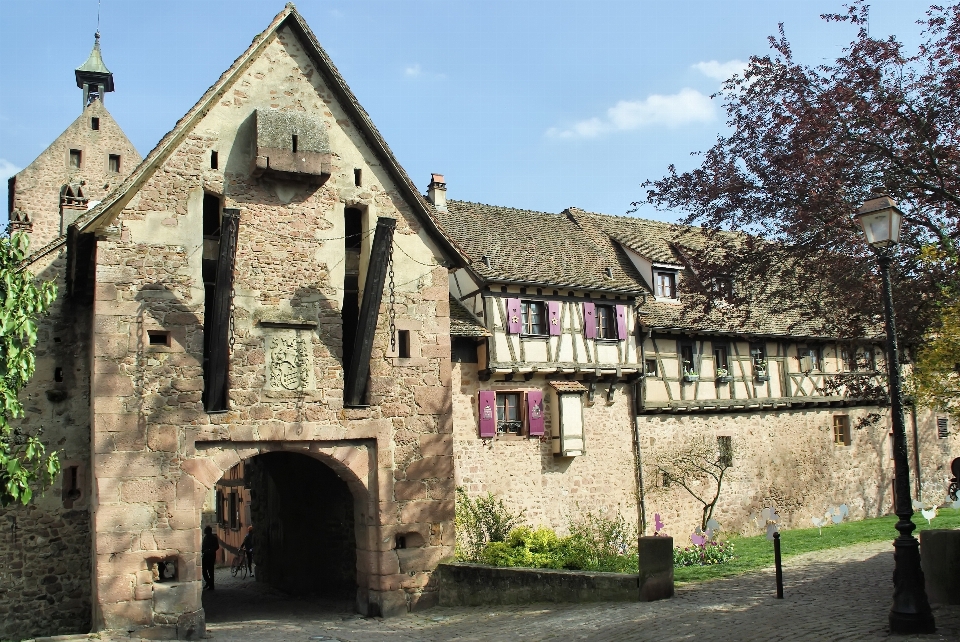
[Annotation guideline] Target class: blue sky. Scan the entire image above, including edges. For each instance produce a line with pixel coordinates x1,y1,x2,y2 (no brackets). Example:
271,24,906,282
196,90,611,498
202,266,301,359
0,0,934,225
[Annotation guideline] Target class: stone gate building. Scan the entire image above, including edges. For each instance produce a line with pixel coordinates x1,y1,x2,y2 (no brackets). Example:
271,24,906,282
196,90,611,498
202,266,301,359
3,4,957,641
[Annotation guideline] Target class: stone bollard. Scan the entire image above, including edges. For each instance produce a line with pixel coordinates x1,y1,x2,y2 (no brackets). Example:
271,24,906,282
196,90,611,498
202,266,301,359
919,529,960,605
638,536,674,602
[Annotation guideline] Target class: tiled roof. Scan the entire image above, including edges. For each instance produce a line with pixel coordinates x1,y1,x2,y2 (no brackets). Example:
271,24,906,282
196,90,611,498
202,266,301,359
431,201,852,340
548,380,588,393
430,201,648,294
450,295,490,337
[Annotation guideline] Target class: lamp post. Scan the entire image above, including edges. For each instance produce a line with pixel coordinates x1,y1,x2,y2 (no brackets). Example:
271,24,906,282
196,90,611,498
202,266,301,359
853,194,935,634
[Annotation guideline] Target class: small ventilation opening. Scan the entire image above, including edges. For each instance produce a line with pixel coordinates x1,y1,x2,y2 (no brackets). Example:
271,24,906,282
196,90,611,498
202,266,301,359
398,330,410,359
148,331,171,347
395,535,406,550
91,117,100,131
54,367,64,382
62,465,81,508
108,154,120,173
354,168,362,186
211,151,219,170
292,134,298,153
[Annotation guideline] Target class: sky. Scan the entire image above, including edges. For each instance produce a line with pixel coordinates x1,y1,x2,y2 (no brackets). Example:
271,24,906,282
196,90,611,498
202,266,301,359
0,0,936,226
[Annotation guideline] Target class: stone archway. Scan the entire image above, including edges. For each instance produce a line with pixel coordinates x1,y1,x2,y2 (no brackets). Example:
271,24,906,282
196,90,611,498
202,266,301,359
180,441,378,616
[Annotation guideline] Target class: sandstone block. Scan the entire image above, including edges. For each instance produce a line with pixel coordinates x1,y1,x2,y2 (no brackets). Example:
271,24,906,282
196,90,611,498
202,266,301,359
399,499,454,524
96,504,156,532
150,528,199,552
121,478,176,504
414,386,451,415
95,373,135,396
180,458,223,490
95,452,163,478
419,434,453,457
396,546,446,574
394,480,425,501
101,600,152,629
98,574,135,602
404,456,453,481
147,425,179,452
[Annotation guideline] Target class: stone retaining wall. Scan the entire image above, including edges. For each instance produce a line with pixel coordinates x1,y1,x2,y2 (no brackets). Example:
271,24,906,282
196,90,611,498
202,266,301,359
436,562,639,606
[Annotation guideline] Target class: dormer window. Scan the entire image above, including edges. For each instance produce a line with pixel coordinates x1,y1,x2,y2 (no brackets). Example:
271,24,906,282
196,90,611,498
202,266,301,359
710,277,734,300
655,271,677,299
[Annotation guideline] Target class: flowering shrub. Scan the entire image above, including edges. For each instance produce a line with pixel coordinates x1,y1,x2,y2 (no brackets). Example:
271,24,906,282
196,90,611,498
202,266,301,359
673,540,735,567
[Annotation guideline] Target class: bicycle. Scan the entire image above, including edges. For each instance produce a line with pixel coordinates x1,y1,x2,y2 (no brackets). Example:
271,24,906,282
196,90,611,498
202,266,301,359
230,548,248,579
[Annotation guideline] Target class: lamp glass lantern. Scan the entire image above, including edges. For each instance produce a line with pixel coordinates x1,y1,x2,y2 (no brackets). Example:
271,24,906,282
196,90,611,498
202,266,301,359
854,194,903,248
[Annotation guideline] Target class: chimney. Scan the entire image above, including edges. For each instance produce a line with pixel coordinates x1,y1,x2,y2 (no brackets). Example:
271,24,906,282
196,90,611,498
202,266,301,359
427,173,446,209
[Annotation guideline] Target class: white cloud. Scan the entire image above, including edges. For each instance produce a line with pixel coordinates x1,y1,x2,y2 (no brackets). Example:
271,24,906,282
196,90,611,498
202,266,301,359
404,64,422,78
692,59,748,82
547,88,715,139
0,158,20,182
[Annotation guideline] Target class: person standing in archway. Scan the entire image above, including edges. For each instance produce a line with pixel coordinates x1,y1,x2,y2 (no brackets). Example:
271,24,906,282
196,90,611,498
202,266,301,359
241,525,254,577
202,526,220,590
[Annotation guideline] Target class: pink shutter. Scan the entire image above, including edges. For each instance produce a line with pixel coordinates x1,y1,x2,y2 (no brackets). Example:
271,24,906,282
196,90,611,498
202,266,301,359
478,391,496,438
548,301,562,336
583,302,596,339
527,390,545,436
506,298,522,334
616,305,628,340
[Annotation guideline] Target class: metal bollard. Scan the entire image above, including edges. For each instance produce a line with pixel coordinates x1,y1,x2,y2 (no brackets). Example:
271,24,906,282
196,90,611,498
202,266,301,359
773,531,784,599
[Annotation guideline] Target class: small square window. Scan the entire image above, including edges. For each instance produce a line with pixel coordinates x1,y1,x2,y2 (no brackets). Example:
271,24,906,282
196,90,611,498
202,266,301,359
679,342,696,375
148,330,171,347
644,359,658,377
655,271,677,299
91,117,100,131
496,392,522,435
938,417,949,439
800,345,822,372
69,149,82,169
833,415,851,446
595,304,617,339
521,300,547,336
108,154,121,173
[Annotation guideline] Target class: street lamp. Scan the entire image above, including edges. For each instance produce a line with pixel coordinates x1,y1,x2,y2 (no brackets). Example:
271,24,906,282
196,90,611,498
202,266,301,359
853,194,935,634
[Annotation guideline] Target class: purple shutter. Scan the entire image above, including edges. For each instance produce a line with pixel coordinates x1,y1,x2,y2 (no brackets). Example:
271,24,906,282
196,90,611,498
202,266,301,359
548,301,562,336
616,305,627,340
506,298,522,334
583,302,596,339
527,390,545,436
478,391,496,438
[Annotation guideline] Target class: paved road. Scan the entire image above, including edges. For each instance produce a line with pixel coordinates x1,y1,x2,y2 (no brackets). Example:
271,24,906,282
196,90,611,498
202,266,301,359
41,540,960,641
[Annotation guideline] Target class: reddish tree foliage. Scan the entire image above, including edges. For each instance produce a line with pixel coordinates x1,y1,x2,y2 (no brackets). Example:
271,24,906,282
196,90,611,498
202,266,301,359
639,2,959,348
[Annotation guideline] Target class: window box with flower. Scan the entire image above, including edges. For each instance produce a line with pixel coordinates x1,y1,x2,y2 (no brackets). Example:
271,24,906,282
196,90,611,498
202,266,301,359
715,367,733,384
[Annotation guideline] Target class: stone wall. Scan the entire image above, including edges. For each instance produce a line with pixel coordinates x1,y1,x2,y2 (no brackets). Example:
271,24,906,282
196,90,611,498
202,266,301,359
0,245,95,639
10,99,141,247
84,23,455,631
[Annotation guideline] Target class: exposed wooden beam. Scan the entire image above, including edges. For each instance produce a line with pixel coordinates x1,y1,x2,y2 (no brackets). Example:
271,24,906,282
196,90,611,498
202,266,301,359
205,208,240,412
344,217,396,408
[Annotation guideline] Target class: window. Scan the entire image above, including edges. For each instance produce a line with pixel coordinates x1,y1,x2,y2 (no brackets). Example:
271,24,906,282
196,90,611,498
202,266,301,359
833,415,851,446
799,345,821,372
655,271,677,299
397,330,410,358
108,155,120,173
521,300,547,336
148,330,171,347
595,304,617,339
91,117,100,131
718,436,733,467
842,346,875,372
215,490,224,525
496,392,522,435
938,417,949,439
645,359,658,376
680,341,696,375
750,343,767,371
354,168,362,186
211,150,219,170
713,344,729,374
711,277,734,300
292,134,299,153
229,491,239,529
69,149,82,169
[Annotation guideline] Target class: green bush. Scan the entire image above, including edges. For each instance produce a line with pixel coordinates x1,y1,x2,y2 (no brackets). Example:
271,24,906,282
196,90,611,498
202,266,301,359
455,487,526,562
673,540,735,567
481,527,569,569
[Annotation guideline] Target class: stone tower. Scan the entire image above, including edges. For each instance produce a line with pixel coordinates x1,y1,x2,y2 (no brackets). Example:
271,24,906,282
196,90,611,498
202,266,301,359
7,33,141,247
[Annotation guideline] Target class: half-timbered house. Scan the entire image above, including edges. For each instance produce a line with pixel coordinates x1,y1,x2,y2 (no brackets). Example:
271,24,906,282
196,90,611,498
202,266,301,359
434,188,955,538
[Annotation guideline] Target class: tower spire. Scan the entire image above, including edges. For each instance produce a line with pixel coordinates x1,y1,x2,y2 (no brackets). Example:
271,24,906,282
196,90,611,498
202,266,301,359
75,32,114,109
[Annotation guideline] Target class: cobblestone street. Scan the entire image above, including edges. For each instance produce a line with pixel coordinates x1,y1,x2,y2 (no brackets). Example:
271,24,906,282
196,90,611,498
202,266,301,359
35,540,960,642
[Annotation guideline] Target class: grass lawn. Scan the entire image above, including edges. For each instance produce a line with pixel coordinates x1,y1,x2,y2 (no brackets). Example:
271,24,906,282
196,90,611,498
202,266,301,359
674,508,960,585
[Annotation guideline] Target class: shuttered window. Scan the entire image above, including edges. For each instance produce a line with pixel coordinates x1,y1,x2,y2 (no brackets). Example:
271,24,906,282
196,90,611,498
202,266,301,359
800,346,821,372
497,393,522,434
547,301,562,336
477,390,546,438
938,417,949,439
505,298,523,334
655,271,677,298
596,305,616,339
521,301,547,336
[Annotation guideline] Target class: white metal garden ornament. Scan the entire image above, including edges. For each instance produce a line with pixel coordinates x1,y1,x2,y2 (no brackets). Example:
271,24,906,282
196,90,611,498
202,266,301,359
912,500,938,525
758,507,780,542
690,518,721,547
811,504,848,535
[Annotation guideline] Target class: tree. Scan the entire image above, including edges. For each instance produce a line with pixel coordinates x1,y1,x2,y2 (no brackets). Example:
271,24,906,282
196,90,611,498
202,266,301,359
655,436,734,531
639,1,960,348
908,298,960,423
1,231,59,506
